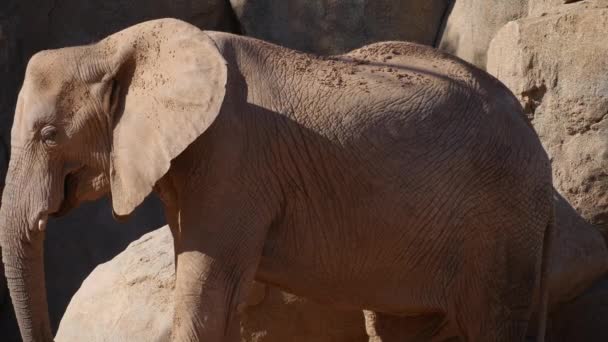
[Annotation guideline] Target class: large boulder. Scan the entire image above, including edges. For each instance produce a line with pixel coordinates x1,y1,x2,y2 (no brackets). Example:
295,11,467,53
438,0,588,69
529,0,582,16
56,226,176,342
56,226,368,342
438,0,529,69
487,0,608,237
229,0,450,55
0,0,22,148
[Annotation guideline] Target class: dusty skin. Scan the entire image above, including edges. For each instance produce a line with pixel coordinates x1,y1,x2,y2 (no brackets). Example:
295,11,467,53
0,19,553,341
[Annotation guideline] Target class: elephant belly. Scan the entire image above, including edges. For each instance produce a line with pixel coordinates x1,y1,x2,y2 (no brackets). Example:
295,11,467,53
256,214,452,314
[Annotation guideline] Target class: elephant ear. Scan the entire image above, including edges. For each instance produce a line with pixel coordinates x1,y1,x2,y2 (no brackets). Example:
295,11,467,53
100,19,227,217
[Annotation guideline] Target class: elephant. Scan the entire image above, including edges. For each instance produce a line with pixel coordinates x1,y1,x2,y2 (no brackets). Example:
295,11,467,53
0,18,554,341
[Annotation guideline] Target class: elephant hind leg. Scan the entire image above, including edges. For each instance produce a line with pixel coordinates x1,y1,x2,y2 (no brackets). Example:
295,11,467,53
450,286,532,342
363,310,455,342
449,237,541,341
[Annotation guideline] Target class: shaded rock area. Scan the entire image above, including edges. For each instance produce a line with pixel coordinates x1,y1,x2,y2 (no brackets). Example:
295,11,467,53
438,0,529,69
437,0,590,69
56,226,368,342
488,0,608,238
229,0,451,54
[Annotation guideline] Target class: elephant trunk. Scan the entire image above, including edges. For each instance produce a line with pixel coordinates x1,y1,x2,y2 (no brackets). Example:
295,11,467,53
0,177,53,341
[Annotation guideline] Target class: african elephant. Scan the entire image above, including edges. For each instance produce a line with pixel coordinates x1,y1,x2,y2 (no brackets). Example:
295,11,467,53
0,18,553,342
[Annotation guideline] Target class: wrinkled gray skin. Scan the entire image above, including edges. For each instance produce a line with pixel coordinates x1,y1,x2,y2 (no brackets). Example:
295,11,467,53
0,19,553,342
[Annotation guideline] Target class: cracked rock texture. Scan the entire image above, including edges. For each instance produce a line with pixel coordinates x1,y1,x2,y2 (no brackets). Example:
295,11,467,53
438,0,529,69
529,0,584,16
229,0,450,55
56,226,368,342
438,0,587,69
488,0,608,236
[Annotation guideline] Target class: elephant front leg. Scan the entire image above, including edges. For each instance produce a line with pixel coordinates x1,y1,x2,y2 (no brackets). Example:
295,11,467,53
171,253,242,341
169,220,266,342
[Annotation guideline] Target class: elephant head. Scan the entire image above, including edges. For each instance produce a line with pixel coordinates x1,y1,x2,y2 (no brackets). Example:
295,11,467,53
0,19,227,341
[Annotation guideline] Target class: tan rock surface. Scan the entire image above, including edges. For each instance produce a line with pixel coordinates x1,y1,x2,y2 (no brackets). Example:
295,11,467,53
529,0,583,16
438,0,590,69
488,0,608,236
439,0,529,69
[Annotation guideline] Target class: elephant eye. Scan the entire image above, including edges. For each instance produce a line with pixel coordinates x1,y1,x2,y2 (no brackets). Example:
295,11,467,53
41,125,58,146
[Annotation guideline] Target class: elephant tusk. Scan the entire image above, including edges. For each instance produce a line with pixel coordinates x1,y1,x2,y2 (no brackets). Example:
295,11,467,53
38,217,48,231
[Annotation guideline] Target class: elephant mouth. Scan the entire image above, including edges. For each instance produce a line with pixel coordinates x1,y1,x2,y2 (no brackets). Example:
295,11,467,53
51,172,78,218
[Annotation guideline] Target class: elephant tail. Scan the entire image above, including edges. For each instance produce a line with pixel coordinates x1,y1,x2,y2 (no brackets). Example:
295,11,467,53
536,211,555,342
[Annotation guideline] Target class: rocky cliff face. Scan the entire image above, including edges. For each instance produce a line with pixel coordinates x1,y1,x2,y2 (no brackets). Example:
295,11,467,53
488,0,608,238
229,0,451,55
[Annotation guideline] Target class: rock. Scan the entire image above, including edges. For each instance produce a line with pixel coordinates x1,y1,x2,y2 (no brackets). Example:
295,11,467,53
44,198,165,330
56,226,368,342
438,0,529,69
56,225,175,342
0,1,22,148
229,0,450,55
487,0,608,237
529,0,584,16
438,0,589,69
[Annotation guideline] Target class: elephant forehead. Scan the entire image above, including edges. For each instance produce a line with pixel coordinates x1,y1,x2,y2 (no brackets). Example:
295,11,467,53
25,50,74,90
14,88,55,129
